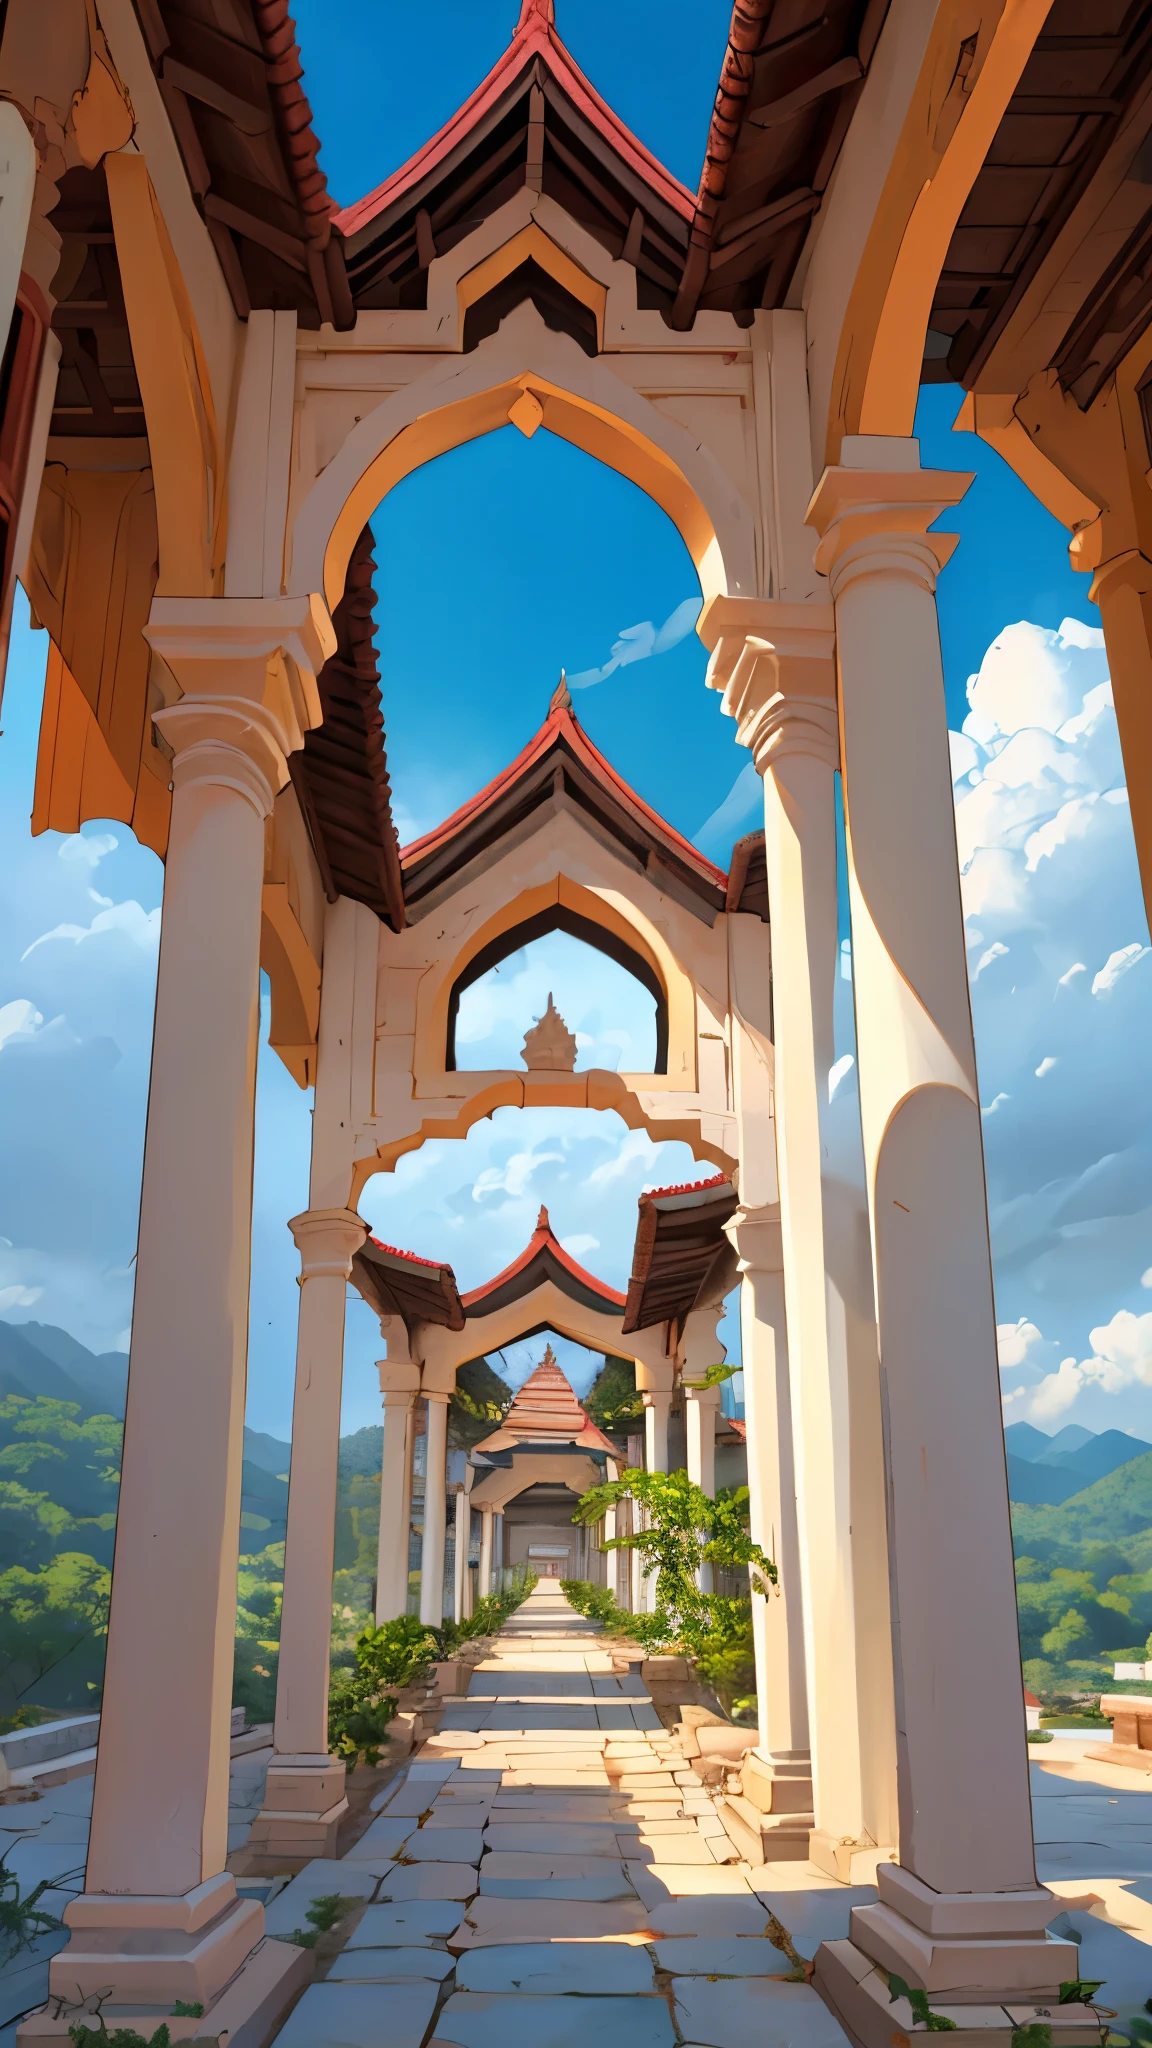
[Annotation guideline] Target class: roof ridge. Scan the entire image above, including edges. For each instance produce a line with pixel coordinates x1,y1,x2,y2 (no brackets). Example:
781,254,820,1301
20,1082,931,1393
400,703,728,891
335,2,693,243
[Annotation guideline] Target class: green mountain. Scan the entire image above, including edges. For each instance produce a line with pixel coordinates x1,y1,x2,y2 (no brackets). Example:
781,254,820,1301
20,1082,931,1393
1013,1450,1152,1551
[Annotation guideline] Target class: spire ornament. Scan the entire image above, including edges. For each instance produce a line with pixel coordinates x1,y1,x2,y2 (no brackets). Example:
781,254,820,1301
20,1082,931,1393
521,992,578,1071
549,670,572,714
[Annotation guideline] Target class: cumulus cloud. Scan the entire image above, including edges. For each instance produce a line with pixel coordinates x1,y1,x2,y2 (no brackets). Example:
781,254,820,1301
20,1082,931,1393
1002,1305,1152,1423
22,899,161,960
955,619,1152,1433
567,597,701,690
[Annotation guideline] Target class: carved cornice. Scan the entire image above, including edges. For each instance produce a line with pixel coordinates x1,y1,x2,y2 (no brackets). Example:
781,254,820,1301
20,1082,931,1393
699,595,838,776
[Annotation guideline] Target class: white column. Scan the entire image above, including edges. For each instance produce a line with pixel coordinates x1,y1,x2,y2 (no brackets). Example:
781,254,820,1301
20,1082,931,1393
682,1307,722,1500
453,1482,470,1625
702,594,895,1881
806,442,1072,2016
376,1383,416,1621
420,1392,450,1625
251,1207,364,1859
493,1508,505,1588
48,598,331,2030
725,1210,814,1852
478,1507,494,1598
643,1389,671,1472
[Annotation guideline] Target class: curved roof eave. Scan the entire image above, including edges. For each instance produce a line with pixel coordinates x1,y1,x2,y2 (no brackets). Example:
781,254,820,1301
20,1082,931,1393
335,3,695,245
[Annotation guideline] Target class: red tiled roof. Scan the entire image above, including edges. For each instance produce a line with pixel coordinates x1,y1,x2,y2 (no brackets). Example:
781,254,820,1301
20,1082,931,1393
368,1237,441,1269
641,1174,730,1203
462,1205,626,1314
400,703,727,893
336,0,694,245
474,1341,617,1457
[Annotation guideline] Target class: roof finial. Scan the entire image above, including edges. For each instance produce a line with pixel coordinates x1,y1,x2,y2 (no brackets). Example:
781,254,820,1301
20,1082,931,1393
537,1204,551,1231
516,0,555,29
522,993,578,1072
549,669,572,714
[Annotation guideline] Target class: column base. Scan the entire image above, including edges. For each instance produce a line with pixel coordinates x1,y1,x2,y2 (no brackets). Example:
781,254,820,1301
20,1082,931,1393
809,1830,895,1885
21,1875,295,2017
815,1940,1101,2048
247,1754,348,1862
848,1863,1077,1997
20,1923,309,2045
718,1749,815,1863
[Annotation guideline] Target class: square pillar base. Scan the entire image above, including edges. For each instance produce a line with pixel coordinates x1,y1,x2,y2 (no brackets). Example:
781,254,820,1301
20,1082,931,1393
18,1874,311,2038
720,1749,815,1863
19,1929,310,2046
848,1863,1078,1997
247,1756,348,1862
814,1940,1100,2048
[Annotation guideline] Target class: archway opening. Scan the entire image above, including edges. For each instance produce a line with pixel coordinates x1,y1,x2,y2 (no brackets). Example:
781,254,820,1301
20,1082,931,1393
450,915,663,1073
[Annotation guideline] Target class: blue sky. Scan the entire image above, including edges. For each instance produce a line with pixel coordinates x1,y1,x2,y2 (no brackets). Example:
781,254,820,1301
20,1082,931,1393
0,1,1150,1443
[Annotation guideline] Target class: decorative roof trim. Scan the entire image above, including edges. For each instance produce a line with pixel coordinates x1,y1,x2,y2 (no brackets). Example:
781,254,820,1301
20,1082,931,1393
336,4,694,244
461,1204,626,1316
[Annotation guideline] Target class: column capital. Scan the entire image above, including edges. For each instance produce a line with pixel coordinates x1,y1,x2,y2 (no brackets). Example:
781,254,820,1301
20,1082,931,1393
424,1387,453,1405
807,443,972,598
724,1202,784,1275
146,594,336,805
289,1206,367,1278
641,1388,672,1411
699,597,838,775
378,1358,421,1396
682,1379,722,1408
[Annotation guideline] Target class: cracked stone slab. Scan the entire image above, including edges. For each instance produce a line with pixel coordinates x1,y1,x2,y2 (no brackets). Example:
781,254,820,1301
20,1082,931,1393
327,1945,456,1980
343,1901,464,1945
654,1939,793,1976
671,1974,851,2048
274,1978,440,2048
376,1861,479,1900
450,1896,653,1947
430,1991,676,2048
403,1826,485,1861
455,1941,656,1993
262,1860,384,1936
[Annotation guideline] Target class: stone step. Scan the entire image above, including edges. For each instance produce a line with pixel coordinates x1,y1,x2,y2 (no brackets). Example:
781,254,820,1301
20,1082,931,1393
716,1792,814,1864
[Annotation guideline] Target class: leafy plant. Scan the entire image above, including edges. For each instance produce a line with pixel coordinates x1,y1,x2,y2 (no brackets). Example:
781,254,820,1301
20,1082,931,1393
682,1362,740,1390
1010,2026,1053,2048
69,2026,172,2048
0,1849,62,1960
171,2003,203,2018
1059,1981,1105,2004
288,1892,361,1948
571,1468,776,1656
888,1972,959,2031
585,1356,645,1432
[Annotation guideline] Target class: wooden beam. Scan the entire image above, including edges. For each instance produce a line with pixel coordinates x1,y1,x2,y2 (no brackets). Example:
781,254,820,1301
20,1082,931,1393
203,194,308,273
104,153,223,596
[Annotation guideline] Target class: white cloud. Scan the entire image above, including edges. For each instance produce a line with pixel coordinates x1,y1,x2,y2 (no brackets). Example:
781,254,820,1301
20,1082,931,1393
472,1144,564,1203
692,760,761,859
1092,943,1150,996
956,619,1152,1434
567,597,701,690
561,1234,599,1258
1011,1308,1152,1422
0,1283,43,1308
828,1053,855,1102
57,831,118,869
21,899,161,959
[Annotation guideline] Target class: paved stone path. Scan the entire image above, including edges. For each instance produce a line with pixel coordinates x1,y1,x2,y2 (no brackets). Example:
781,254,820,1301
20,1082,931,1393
271,1583,855,2048
9,1587,1152,2044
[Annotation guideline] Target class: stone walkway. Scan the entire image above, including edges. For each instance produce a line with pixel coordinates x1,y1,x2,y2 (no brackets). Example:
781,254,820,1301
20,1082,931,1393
9,1588,1152,2045
268,1584,858,2048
